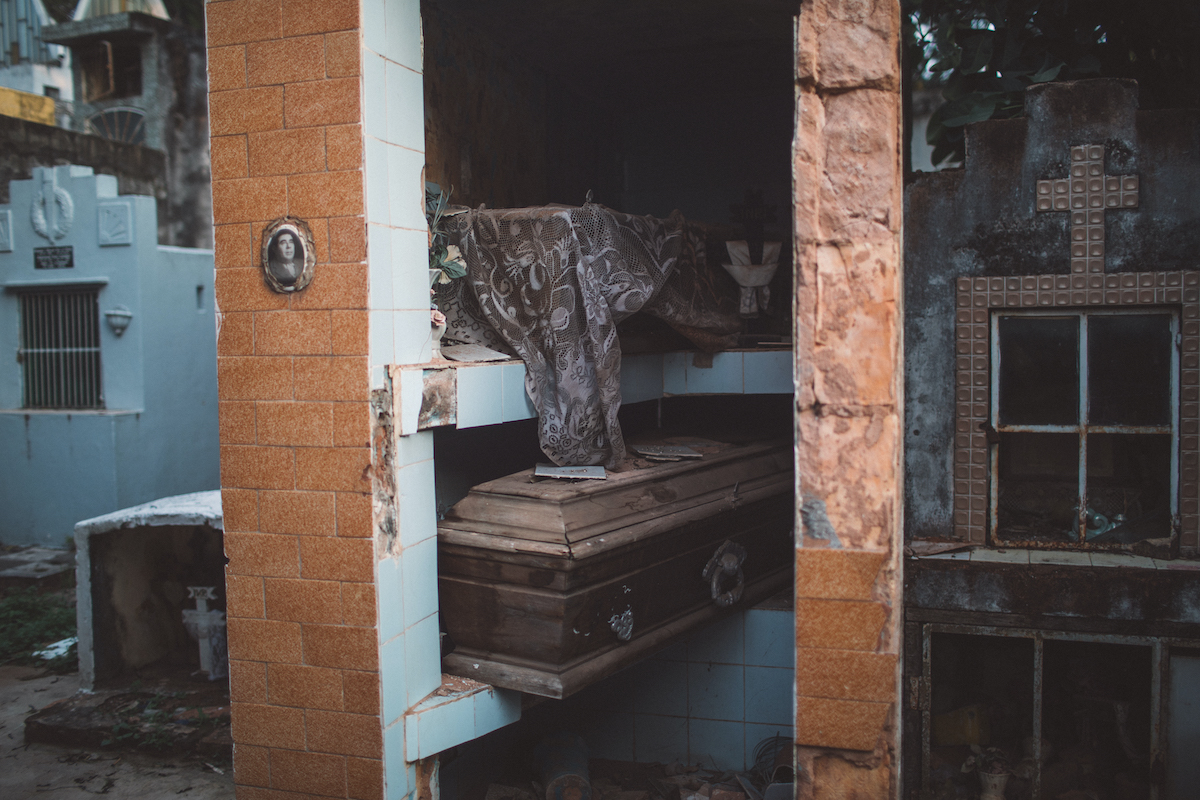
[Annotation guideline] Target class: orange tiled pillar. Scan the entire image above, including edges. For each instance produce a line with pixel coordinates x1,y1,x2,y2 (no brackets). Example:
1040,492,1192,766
206,2,383,798
792,0,904,796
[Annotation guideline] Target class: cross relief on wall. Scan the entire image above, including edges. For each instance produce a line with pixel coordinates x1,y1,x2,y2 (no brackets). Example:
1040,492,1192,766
1036,144,1138,274
950,144,1200,551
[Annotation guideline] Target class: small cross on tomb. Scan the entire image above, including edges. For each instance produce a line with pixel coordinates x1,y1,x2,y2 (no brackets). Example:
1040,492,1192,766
1036,144,1139,273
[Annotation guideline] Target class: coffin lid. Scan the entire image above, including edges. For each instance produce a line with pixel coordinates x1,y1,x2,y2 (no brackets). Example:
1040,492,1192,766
438,438,792,557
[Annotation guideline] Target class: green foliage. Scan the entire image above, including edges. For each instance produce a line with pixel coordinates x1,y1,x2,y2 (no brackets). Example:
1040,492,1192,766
907,0,1200,165
426,182,467,289
0,587,76,666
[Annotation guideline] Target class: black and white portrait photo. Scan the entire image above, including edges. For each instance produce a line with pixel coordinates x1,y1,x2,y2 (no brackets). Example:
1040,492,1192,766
260,217,315,293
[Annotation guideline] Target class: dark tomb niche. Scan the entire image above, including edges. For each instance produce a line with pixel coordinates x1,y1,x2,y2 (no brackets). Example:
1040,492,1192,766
89,525,225,687
927,633,1152,800
421,0,799,783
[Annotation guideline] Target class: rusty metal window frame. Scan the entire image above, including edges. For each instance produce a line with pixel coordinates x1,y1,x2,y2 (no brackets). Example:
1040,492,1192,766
918,622,1181,800
988,307,1180,547
17,287,104,409
951,272,1200,551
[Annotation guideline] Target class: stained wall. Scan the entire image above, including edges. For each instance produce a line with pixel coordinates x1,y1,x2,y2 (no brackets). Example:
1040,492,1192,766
792,0,904,795
206,1,384,797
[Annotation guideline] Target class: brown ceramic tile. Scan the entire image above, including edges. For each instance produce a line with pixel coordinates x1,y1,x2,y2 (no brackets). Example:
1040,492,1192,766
255,310,333,356
328,216,366,263
246,35,326,86
267,662,344,710
795,549,885,601
209,86,285,137
218,311,255,356
794,696,890,752
248,127,327,177
347,757,383,800
269,748,347,797
341,582,376,626
324,31,361,78
283,0,359,35
324,125,362,173
328,309,369,355
236,787,318,800
265,577,342,624
222,487,259,532
216,268,289,312
294,356,369,401
336,492,373,538
256,401,334,447
221,445,296,490
228,617,303,663
215,223,254,269
218,356,293,401
224,531,301,578
212,175,289,224
207,45,248,91
295,447,371,493
206,0,283,47
342,670,380,716
795,649,898,702
220,400,257,444
305,216,331,265
229,659,268,704
332,401,370,447
211,134,249,180
303,624,378,670
306,710,383,758
284,77,361,128
795,599,887,651
299,536,373,582
292,265,369,311
260,489,336,535
226,574,266,619
287,170,365,219
234,743,271,787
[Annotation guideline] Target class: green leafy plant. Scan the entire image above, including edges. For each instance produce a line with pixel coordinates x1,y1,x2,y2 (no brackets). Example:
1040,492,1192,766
906,0,1200,166
0,587,76,666
426,182,467,287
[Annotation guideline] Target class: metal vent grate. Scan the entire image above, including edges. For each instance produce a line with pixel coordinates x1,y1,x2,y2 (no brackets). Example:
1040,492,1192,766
19,289,103,409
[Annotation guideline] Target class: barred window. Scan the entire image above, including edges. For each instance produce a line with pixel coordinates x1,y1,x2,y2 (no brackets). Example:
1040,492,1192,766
992,309,1177,545
18,289,103,409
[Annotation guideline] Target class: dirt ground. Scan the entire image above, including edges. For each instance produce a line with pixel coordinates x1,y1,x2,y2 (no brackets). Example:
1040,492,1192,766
0,665,234,798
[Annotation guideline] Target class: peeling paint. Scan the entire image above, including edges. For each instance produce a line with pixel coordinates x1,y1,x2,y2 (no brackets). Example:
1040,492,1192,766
801,495,842,548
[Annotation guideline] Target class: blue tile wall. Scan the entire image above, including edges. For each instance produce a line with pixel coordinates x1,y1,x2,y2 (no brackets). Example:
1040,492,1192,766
553,604,794,771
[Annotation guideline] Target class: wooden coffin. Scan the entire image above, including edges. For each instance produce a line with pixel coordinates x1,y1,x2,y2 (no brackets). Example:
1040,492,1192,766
437,438,794,698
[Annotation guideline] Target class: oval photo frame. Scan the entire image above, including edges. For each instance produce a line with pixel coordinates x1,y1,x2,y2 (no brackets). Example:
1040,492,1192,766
261,217,316,293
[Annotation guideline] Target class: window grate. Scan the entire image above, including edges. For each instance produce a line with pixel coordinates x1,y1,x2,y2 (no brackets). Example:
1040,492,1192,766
19,290,104,409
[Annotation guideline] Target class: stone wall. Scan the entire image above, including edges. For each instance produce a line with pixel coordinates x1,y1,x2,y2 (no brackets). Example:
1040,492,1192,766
792,0,904,796
0,114,167,232
903,79,1200,542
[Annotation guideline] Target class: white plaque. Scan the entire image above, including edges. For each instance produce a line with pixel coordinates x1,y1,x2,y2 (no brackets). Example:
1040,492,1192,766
98,202,132,246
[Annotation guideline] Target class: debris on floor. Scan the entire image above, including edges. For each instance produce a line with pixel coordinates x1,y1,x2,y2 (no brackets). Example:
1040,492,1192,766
24,676,232,758
0,664,232,799
482,745,794,800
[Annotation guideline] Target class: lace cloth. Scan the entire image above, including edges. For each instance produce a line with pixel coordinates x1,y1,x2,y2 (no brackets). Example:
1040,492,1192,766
449,204,741,467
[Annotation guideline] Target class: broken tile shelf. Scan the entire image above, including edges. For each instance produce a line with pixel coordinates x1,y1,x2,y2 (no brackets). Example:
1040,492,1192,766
394,349,793,436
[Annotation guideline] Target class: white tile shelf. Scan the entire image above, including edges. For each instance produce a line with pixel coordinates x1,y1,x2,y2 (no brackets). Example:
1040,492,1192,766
394,349,794,436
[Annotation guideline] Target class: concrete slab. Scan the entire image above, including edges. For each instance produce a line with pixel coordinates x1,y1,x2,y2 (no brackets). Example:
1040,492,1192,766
0,665,232,798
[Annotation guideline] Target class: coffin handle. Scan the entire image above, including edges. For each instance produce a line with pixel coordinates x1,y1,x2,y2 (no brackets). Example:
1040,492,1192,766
704,541,747,608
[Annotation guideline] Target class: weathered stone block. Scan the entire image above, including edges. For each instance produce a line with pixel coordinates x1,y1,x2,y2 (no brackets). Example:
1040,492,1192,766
797,411,900,551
